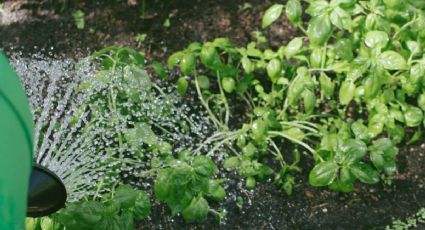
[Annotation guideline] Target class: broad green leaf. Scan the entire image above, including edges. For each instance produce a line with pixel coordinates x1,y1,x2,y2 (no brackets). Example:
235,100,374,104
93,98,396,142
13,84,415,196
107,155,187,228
40,217,55,230
340,139,367,164
151,61,168,79
200,44,221,69
134,191,151,220
334,39,353,60
207,180,226,201
368,113,385,137
349,162,380,184
241,56,254,73
378,51,407,70
306,1,330,16
418,93,425,110
179,53,196,75
351,120,370,141
283,127,305,141
181,196,209,223
319,73,335,98
339,80,355,105
223,156,240,169
267,59,282,82
115,185,138,209
192,156,218,177
285,37,303,58
303,89,316,114
286,0,302,24
404,106,423,127
262,4,284,28
287,67,308,106
310,47,323,68
330,7,351,30
125,123,158,146
364,72,381,100
309,161,339,186
364,31,389,49
197,75,210,89
307,14,333,46
176,77,189,95
369,138,398,174
167,51,184,69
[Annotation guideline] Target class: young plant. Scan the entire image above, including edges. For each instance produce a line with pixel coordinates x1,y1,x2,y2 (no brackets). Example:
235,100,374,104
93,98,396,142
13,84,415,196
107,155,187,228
154,154,226,222
26,185,151,230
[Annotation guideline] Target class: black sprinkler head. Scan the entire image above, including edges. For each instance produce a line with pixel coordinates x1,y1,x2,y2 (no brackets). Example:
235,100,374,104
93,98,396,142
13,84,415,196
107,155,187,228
27,164,67,217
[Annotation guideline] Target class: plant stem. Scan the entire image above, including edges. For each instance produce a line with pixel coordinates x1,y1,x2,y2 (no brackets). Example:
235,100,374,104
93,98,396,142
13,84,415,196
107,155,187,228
216,70,230,126
194,70,227,130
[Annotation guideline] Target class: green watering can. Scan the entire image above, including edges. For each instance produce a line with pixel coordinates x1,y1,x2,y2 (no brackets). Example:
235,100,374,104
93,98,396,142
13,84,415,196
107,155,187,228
0,52,66,229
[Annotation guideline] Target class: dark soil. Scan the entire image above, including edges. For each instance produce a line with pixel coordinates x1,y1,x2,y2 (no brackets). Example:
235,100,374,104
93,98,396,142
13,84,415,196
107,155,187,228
1,0,425,229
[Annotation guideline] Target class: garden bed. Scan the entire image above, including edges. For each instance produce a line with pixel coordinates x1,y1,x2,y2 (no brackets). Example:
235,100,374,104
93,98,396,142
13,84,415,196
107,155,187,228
1,0,425,229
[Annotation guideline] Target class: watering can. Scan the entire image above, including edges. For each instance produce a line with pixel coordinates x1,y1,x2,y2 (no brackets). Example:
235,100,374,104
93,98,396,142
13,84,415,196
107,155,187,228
0,52,66,229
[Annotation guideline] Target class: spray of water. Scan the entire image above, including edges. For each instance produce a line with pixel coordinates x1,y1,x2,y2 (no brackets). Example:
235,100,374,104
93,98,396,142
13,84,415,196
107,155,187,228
10,52,214,200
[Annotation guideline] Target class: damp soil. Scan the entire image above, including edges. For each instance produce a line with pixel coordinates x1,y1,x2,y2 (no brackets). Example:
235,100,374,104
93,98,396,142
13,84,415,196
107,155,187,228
1,0,425,229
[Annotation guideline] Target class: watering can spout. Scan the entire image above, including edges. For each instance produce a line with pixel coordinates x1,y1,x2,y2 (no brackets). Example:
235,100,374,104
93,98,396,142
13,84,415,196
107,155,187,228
27,164,67,217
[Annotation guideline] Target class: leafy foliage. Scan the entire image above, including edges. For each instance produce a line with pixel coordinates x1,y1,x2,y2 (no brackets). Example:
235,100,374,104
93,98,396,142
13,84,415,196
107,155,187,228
168,0,425,194
26,185,150,230
154,154,225,222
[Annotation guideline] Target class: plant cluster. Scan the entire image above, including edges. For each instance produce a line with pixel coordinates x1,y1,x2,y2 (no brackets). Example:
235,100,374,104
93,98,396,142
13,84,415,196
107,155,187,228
27,0,425,227
168,0,425,193
26,185,150,230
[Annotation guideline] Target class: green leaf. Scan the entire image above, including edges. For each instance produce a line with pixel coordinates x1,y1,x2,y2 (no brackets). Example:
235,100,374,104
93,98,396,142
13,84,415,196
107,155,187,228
330,7,351,30
287,67,309,106
181,196,209,223
134,191,151,220
307,14,333,46
125,123,158,146
351,120,370,142
241,56,254,74
334,39,353,60
262,4,284,28
404,106,423,127
339,80,355,105
207,180,226,201
192,156,218,177
368,113,385,137
349,162,380,184
306,1,330,16
197,75,210,89
286,0,302,24
418,93,425,110
223,156,240,169
115,185,138,209
151,61,168,79
40,217,55,230
309,161,339,186
364,31,389,49
303,89,316,114
167,51,184,69
222,77,236,93
283,127,305,141
200,44,221,69
72,10,85,30
266,58,282,81
176,77,189,95
378,51,407,70
319,73,335,98
340,139,367,164
285,37,303,58
179,53,196,75
369,138,398,175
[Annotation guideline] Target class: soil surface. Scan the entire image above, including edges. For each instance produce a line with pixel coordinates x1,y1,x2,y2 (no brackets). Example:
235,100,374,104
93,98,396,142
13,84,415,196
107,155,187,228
1,0,425,229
